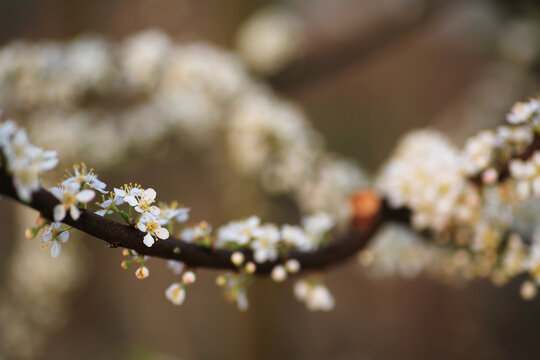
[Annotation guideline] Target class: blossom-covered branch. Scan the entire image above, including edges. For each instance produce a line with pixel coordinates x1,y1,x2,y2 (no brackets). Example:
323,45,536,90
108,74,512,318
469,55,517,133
0,158,383,275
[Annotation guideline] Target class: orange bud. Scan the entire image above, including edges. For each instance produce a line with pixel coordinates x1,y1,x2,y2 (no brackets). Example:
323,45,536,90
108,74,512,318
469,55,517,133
350,189,381,231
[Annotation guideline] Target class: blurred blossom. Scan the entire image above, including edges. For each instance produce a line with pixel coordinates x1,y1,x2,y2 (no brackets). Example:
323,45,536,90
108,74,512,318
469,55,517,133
236,6,305,74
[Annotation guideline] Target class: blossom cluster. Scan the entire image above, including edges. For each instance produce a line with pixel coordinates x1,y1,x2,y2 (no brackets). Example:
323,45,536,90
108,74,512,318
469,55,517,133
179,212,335,265
0,31,368,227
235,5,304,74
0,120,58,201
372,97,540,300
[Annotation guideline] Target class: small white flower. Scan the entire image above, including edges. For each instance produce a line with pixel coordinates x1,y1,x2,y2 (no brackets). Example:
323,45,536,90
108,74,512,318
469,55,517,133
306,285,335,311
294,280,310,300
95,190,125,216
167,260,185,275
521,280,537,300
181,222,212,243
165,283,186,305
0,121,58,201
507,99,539,124
50,182,95,221
251,224,280,263
157,203,190,226
231,251,245,266
302,212,334,237
271,265,287,282
182,271,196,284
285,259,300,273
217,216,261,246
135,265,150,279
281,224,310,250
62,163,107,194
131,188,160,216
301,212,334,248
137,212,169,247
41,222,69,258
245,261,257,274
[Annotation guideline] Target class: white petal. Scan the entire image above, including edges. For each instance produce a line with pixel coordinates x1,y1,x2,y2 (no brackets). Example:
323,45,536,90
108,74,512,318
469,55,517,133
70,205,80,220
42,229,52,243
76,189,95,203
143,233,155,247
125,196,138,206
50,187,64,200
114,188,126,197
95,209,106,216
149,206,160,216
58,231,69,243
51,241,61,258
140,212,153,223
154,228,169,240
53,204,66,221
142,188,156,202
137,222,147,232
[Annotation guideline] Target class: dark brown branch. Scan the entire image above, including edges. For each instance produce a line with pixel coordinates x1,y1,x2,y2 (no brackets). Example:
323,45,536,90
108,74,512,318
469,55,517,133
267,0,448,93
0,170,391,275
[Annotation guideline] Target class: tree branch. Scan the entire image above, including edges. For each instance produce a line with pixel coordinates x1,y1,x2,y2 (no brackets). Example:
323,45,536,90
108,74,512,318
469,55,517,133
268,0,447,93
0,170,389,275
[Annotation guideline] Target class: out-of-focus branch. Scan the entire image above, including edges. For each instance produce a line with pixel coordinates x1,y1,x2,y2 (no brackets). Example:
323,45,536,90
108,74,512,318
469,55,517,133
267,0,447,93
0,169,396,274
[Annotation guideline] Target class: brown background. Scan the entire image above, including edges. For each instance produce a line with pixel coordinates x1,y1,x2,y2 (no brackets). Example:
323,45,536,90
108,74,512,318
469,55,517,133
1,0,540,359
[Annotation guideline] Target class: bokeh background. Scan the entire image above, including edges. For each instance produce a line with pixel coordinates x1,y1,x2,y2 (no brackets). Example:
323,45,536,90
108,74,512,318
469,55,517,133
1,0,540,359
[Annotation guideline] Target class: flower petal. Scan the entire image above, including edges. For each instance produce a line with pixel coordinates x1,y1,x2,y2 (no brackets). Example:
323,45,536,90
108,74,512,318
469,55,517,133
50,187,64,200
76,189,95,203
114,188,126,197
70,205,80,220
154,228,169,240
125,195,138,206
42,229,52,243
143,233,155,247
58,231,69,243
142,188,156,202
137,222,147,232
149,206,160,216
53,204,66,222
140,212,153,223
51,241,61,258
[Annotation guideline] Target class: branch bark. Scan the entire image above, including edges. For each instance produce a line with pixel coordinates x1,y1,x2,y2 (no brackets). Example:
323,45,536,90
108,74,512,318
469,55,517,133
267,0,447,93
0,170,389,275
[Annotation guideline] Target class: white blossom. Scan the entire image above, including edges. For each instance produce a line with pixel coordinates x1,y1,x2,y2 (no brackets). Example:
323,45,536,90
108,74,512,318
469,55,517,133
0,121,58,201
167,260,185,275
165,283,186,305
251,224,280,263
50,182,95,222
135,265,150,279
41,222,70,258
216,216,260,246
62,163,107,194
281,225,310,250
137,212,169,247
157,203,190,226
271,265,287,282
507,99,540,124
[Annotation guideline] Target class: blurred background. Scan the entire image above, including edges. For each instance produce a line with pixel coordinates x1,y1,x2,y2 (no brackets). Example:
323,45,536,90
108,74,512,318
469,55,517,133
1,0,540,359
